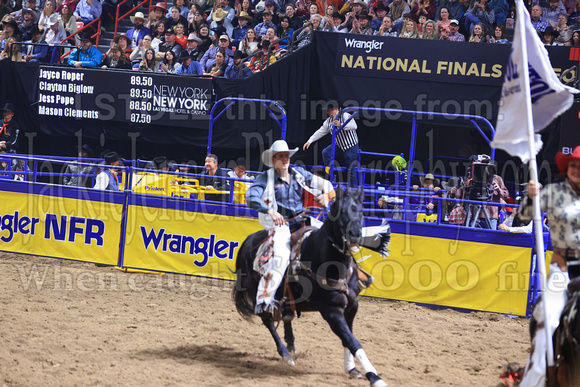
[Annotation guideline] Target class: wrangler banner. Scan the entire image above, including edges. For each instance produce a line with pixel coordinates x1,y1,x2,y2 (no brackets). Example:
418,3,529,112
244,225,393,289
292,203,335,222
122,202,262,278
334,34,509,86
359,230,532,316
0,190,123,265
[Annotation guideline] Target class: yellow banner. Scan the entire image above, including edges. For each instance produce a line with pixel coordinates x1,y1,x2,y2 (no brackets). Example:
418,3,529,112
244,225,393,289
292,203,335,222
359,233,532,316
123,205,262,278
0,191,123,265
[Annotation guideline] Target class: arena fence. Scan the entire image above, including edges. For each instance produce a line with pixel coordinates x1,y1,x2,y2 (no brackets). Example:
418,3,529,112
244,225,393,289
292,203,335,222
0,154,546,317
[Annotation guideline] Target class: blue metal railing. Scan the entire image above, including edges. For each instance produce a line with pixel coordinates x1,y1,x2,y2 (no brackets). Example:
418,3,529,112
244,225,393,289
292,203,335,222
207,98,288,155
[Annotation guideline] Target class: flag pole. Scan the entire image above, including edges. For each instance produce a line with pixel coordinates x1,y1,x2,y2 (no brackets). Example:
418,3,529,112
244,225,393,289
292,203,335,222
515,0,554,367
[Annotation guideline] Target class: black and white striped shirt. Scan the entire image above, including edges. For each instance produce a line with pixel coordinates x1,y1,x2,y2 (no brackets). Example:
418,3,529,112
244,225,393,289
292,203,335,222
307,112,358,151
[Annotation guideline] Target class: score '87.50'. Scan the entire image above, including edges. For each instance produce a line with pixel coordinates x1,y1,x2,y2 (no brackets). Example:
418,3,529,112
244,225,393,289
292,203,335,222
130,113,151,124
130,76,153,86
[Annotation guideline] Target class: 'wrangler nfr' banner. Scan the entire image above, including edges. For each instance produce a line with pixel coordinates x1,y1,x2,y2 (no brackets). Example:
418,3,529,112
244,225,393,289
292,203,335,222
0,191,123,265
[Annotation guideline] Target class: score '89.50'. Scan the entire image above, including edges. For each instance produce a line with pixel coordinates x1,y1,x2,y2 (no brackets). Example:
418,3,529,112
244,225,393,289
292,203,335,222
130,76,153,86
129,89,153,98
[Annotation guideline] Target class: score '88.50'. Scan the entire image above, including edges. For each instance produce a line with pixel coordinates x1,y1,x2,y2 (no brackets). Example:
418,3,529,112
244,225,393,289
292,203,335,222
130,76,153,86
129,100,152,111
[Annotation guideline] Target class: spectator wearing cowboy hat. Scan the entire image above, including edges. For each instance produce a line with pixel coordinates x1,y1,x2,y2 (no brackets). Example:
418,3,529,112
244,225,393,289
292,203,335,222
111,32,132,57
341,0,366,30
67,32,102,68
227,157,254,186
40,13,66,63
208,7,232,38
2,19,20,47
324,10,347,32
148,2,168,29
224,50,252,79
0,103,19,153
232,11,251,48
410,173,444,215
183,32,203,61
207,0,235,37
23,24,48,62
254,9,277,36
370,3,388,30
175,49,204,75
248,39,276,72
200,33,233,72
10,0,40,22
18,8,38,41
126,11,151,48
148,156,171,171
543,25,562,45
93,152,122,191
74,0,102,26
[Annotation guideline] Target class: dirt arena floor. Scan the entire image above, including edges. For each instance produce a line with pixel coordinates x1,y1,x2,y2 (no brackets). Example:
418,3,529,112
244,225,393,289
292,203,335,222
0,252,531,387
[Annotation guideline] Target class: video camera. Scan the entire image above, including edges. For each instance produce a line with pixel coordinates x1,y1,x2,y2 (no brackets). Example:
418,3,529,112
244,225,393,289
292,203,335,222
465,155,497,201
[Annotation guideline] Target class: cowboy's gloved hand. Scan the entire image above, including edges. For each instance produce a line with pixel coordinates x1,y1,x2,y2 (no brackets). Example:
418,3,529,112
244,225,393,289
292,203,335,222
315,193,330,208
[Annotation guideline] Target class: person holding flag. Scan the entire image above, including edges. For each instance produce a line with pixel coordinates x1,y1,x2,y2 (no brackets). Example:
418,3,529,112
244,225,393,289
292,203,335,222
490,0,578,385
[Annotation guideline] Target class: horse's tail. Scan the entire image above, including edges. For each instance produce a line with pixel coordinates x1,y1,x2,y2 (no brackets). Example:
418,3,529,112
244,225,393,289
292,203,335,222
232,230,265,319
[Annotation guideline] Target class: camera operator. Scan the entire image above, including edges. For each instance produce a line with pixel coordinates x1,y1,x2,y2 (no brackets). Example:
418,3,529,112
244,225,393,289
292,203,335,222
453,155,509,230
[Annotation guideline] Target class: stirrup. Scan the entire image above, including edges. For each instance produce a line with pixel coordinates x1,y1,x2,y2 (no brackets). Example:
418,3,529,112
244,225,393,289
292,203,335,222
358,275,374,290
281,308,295,322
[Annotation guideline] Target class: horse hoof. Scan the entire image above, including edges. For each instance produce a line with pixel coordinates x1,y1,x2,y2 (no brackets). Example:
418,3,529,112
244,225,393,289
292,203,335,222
284,357,296,367
371,379,388,387
348,368,364,379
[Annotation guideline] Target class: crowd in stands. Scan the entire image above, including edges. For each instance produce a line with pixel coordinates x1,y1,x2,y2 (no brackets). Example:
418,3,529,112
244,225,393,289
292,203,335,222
1,0,580,74
376,164,538,232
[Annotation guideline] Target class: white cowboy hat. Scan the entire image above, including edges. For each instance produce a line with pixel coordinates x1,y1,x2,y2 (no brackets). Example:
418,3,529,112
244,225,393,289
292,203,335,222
261,140,298,167
130,11,147,23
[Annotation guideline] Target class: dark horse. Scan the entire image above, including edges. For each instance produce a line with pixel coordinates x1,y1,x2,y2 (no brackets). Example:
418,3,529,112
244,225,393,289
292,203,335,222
547,278,580,386
232,187,388,387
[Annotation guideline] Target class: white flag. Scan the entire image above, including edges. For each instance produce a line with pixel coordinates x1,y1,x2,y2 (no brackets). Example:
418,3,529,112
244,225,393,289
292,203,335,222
491,0,578,162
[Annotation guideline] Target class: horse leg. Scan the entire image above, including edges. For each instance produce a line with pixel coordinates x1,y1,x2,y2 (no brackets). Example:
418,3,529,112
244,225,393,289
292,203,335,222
344,301,364,379
283,321,296,356
261,315,295,366
321,308,387,387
